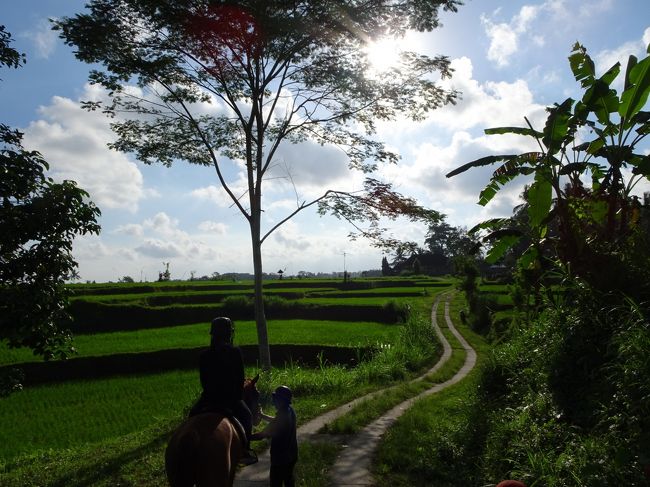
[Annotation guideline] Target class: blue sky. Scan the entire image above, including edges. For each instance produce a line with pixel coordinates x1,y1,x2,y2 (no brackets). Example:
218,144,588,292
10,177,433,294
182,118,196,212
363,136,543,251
2,0,649,282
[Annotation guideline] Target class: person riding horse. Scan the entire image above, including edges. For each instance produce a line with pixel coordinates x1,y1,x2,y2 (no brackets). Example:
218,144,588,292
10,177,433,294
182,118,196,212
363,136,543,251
189,316,257,465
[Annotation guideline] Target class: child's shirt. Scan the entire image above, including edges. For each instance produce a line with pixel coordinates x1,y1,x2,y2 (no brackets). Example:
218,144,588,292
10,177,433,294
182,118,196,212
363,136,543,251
266,405,298,466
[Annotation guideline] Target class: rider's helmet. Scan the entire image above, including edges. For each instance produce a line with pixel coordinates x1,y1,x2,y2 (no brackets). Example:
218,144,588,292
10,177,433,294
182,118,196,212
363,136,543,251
210,316,234,342
272,385,293,404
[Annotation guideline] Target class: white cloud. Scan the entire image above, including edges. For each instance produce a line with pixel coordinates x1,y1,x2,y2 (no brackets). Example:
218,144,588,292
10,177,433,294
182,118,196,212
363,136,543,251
261,218,384,275
408,57,547,133
136,239,184,258
267,140,359,197
574,0,614,18
22,85,150,212
116,248,139,261
272,220,311,252
124,212,221,262
73,236,111,259
373,59,549,229
481,4,541,67
481,16,519,68
198,220,228,235
72,210,230,280
481,1,619,68
191,185,231,207
595,27,650,79
143,212,180,237
190,172,249,208
21,18,57,59
114,223,144,237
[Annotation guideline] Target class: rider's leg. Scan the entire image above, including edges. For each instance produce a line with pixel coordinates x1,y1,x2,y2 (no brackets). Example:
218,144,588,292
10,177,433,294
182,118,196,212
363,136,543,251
234,400,253,440
234,400,257,465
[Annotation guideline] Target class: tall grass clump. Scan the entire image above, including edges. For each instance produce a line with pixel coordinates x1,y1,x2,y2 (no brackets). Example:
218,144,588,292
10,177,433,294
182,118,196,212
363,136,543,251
256,312,440,419
221,294,299,317
355,312,439,384
382,300,410,323
457,259,493,334
475,289,650,486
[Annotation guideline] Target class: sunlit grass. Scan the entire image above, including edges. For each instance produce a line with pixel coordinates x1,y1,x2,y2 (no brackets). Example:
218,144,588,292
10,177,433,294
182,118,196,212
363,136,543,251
0,370,199,461
0,319,400,366
0,309,440,470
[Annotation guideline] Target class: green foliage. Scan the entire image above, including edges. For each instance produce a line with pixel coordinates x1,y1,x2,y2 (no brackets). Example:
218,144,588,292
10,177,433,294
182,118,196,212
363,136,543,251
440,40,650,485
457,260,494,334
447,42,650,296
0,29,101,363
424,215,477,259
0,25,24,72
382,300,411,323
474,291,650,485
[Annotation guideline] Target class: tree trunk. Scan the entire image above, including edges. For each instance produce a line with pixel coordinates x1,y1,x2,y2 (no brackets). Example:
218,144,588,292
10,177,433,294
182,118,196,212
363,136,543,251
250,214,271,370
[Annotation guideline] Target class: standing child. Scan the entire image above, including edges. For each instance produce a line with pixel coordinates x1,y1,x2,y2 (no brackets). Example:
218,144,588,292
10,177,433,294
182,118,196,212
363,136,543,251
251,385,298,487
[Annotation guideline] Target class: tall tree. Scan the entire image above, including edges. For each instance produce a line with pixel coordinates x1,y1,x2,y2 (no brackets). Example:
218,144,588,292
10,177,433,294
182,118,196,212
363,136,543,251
424,215,474,259
55,0,460,369
381,255,391,276
0,26,101,362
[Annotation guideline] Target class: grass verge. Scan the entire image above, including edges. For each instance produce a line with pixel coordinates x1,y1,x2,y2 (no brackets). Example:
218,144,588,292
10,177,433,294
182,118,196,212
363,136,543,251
373,293,490,486
322,294,465,434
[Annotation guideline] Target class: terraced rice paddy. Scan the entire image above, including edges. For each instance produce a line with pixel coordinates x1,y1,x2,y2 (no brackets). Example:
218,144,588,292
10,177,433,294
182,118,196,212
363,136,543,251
0,276,454,479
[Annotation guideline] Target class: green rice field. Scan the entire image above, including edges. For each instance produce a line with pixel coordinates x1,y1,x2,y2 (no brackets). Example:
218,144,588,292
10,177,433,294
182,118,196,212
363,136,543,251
0,276,455,479
0,319,400,366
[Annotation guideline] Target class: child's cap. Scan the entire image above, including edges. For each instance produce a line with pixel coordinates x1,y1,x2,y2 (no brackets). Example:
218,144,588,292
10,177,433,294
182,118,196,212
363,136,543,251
272,385,292,404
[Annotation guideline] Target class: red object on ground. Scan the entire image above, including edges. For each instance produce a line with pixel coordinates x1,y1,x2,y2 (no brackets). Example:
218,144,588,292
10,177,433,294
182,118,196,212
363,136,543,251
496,481,526,487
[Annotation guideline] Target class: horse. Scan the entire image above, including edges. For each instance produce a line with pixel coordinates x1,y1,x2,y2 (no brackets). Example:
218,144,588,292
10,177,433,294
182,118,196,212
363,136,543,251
165,375,262,487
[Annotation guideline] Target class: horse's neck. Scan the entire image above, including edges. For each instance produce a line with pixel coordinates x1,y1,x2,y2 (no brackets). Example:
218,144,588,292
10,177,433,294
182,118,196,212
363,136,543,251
242,385,258,410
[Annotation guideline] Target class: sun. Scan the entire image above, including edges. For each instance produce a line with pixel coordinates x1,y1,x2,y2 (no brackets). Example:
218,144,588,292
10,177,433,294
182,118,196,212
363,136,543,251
364,37,403,75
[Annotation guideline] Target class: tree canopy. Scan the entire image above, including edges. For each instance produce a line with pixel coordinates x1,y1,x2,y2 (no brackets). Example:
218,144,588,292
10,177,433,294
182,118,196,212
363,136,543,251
55,0,461,368
0,26,101,361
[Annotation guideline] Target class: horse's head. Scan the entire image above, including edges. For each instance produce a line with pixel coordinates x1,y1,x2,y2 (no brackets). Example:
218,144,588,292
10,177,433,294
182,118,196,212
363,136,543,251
243,374,262,426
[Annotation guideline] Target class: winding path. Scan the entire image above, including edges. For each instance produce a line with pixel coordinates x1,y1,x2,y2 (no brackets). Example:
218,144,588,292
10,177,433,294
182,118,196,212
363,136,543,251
234,292,477,486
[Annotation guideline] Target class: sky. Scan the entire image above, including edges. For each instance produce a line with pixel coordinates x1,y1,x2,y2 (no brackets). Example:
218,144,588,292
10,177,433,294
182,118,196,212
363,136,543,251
2,0,649,283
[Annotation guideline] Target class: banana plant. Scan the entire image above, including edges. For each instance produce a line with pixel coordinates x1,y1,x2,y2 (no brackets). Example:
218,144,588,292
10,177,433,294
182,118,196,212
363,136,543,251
446,42,650,282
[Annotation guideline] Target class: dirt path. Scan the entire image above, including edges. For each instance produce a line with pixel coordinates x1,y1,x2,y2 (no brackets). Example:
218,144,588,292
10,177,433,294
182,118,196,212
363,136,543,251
234,292,476,486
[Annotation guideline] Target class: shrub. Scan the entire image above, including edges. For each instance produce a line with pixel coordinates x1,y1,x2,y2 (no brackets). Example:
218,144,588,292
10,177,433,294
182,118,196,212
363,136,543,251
475,290,650,485
382,300,410,324
221,294,252,311
356,313,438,384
